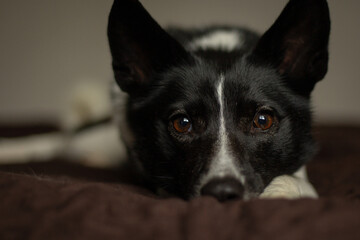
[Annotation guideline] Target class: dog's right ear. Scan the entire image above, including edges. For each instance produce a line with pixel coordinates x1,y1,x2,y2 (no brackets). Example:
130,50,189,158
107,0,191,96
250,0,330,97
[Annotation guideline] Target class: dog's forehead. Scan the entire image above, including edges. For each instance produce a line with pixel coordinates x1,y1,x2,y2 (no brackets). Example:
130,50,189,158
168,58,282,103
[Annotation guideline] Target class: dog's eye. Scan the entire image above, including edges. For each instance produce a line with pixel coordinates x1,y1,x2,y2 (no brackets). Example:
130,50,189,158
253,112,273,130
172,116,192,133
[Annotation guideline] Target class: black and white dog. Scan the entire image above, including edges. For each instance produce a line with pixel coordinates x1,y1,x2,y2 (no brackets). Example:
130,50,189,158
107,0,330,201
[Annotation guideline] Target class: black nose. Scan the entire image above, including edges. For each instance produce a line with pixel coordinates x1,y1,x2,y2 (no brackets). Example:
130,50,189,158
200,178,244,202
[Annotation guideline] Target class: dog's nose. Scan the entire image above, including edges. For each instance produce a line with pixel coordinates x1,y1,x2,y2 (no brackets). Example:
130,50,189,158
200,178,244,201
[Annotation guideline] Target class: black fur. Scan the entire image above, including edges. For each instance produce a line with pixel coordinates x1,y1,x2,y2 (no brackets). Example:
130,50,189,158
108,0,330,199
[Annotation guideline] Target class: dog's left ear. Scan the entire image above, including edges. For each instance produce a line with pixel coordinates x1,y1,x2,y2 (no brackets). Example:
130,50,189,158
250,0,330,96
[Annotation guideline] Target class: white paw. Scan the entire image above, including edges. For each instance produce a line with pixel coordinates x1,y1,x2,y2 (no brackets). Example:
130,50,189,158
260,175,318,199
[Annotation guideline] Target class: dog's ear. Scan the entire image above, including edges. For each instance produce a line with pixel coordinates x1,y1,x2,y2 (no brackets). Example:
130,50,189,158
250,0,330,96
108,0,191,96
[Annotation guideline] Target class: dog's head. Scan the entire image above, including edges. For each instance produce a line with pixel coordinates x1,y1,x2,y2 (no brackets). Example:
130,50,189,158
108,0,330,200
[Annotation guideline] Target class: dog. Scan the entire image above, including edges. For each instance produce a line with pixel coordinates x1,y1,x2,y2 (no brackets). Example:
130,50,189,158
107,0,330,201
0,0,329,201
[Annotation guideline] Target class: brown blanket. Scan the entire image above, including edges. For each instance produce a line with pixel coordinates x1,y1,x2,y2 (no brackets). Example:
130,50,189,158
1,126,360,240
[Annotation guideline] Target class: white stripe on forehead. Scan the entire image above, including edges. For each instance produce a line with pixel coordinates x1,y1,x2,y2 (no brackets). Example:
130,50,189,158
197,75,245,193
217,75,234,174
187,30,243,52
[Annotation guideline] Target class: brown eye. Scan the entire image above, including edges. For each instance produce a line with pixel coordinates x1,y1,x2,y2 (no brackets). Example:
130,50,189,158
253,112,274,130
173,116,192,133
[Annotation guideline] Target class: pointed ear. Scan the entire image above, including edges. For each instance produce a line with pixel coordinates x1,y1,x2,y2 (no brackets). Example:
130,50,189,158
250,0,330,96
107,0,191,96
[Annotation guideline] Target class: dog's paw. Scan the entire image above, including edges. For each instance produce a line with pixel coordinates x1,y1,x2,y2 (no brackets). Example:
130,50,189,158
259,175,318,199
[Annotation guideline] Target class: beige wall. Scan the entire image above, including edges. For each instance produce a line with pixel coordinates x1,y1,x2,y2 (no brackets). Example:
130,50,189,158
0,0,359,124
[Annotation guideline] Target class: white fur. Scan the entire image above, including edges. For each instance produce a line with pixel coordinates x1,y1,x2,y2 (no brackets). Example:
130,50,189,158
61,82,111,131
64,123,126,168
197,75,245,195
59,81,126,167
0,123,125,168
0,133,64,163
0,81,125,168
188,30,243,51
260,167,318,199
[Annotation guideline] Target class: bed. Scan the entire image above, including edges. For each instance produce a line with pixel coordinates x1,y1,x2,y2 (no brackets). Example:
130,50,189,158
0,125,359,239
